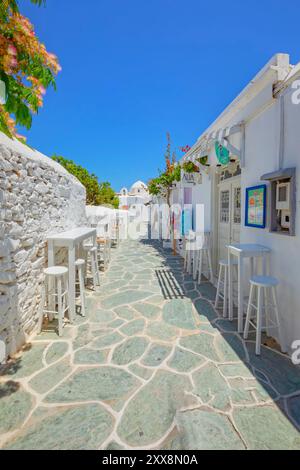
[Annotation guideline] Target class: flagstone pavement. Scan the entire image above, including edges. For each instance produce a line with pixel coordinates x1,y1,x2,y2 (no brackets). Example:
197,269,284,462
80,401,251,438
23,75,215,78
1,238,300,450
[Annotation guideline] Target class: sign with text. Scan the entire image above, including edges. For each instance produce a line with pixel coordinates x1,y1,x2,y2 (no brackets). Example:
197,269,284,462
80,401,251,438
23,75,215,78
181,170,202,185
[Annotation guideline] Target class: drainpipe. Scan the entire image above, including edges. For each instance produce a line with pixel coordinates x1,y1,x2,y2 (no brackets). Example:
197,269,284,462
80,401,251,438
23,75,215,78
278,94,285,170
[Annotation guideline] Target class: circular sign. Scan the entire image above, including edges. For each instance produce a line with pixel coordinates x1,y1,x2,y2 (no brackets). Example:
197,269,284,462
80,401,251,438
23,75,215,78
215,141,230,165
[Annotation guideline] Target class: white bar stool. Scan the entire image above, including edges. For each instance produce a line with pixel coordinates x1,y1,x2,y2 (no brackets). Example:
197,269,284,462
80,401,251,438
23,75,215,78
75,259,86,317
83,244,100,289
215,259,238,318
243,275,286,355
195,234,213,284
38,266,69,336
111,223,120,247
97,238,110,271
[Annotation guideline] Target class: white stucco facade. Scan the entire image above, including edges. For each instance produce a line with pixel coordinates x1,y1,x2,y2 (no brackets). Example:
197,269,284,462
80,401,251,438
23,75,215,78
168,53,300,354
118,181,151,223
118,181,150,209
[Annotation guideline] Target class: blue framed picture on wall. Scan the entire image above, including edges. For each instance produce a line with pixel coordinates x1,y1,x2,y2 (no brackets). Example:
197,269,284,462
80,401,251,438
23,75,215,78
245,184,267,229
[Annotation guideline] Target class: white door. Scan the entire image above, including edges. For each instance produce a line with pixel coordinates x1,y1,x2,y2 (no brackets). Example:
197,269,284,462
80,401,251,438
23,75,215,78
218,178,241,263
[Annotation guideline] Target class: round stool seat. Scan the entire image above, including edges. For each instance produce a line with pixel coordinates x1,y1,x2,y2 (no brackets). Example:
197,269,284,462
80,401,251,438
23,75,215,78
250,275,279,288
97,238,108,244
83,243,94,250
75,259,85,267
219,259,238,267
83,244,97,252
44,266,68,277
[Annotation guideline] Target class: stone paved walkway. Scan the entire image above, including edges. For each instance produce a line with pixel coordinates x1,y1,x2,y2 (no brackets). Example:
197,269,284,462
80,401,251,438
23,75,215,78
1,239,300,450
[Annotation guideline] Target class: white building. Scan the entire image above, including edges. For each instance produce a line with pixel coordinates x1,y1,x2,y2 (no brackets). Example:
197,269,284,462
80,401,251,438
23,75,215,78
118,181,151,224
118,181,150,209
165,53,300,354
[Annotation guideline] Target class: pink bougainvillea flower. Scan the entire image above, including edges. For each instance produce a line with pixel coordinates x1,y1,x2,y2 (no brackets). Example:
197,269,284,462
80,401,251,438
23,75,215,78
9,57,18,68
7,44,17,56
39,85,46,95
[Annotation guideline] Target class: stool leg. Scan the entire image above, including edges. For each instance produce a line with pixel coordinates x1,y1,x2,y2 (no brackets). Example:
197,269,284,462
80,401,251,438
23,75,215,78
95,252,101,286
184,247,187,271
215,265,222,309
244,284,254,339
65,275,71,323
198,250,203,284
223,265,228,318
186,248,190,273
47,277,54,321
264,287,270,337
79,266,86,317
57,277,63,337
62,274,66,318
272,286,287,353
193,251,198,280
48,278,55,322
105,246,109,269
84,251,88,281
92,252,98,286
38,284,46,333
207,248,213,283
90,252,96,290
256,286,263,355
188,250,192,275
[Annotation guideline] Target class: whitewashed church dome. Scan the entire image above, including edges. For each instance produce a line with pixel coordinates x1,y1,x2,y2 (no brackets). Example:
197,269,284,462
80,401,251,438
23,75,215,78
130,181,148,195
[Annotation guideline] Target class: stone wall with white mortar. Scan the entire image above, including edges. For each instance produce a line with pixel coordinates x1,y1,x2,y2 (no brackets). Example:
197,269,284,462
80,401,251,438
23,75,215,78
0,132,87,358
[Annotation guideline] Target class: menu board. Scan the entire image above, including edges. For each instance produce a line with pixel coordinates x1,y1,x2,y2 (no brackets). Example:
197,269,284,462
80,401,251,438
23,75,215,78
245,185,267,228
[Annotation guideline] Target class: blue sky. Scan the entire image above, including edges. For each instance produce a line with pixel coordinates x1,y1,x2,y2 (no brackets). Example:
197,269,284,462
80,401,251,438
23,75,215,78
21,0,300,191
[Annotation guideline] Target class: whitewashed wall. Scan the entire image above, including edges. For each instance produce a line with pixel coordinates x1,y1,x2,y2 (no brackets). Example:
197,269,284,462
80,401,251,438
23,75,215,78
240,85,300,352
184,77,300,353
192,173,212,232
0,133,87,358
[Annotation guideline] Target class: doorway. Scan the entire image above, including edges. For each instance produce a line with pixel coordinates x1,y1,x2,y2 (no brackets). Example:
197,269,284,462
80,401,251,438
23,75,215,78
217,176,241,263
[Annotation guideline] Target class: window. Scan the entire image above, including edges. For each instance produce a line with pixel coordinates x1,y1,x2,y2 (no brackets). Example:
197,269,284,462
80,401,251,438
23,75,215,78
220,190,230,223
261,168,296,236
184,188,192,205
233,187,241,224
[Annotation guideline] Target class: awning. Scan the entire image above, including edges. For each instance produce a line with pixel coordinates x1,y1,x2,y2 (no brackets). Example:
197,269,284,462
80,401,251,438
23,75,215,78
184,122,245,167
206,123,243,142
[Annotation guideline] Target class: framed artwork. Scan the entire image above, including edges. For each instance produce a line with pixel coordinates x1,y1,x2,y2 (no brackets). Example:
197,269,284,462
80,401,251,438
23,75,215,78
245,184,267,229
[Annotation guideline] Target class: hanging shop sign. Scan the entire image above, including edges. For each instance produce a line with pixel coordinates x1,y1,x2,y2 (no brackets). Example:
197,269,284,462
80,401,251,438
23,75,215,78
181,170,202,185
245,185,267,229
215,141,230,165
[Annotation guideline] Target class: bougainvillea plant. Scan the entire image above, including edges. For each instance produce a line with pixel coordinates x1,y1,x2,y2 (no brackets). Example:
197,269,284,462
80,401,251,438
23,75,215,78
148,133,182,242
0,0,61,140
180,145,191,154
148,133,181,206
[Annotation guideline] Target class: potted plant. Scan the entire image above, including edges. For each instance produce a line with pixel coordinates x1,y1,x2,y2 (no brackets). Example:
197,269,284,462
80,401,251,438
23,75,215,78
196,156,211,174
182,161,200,174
